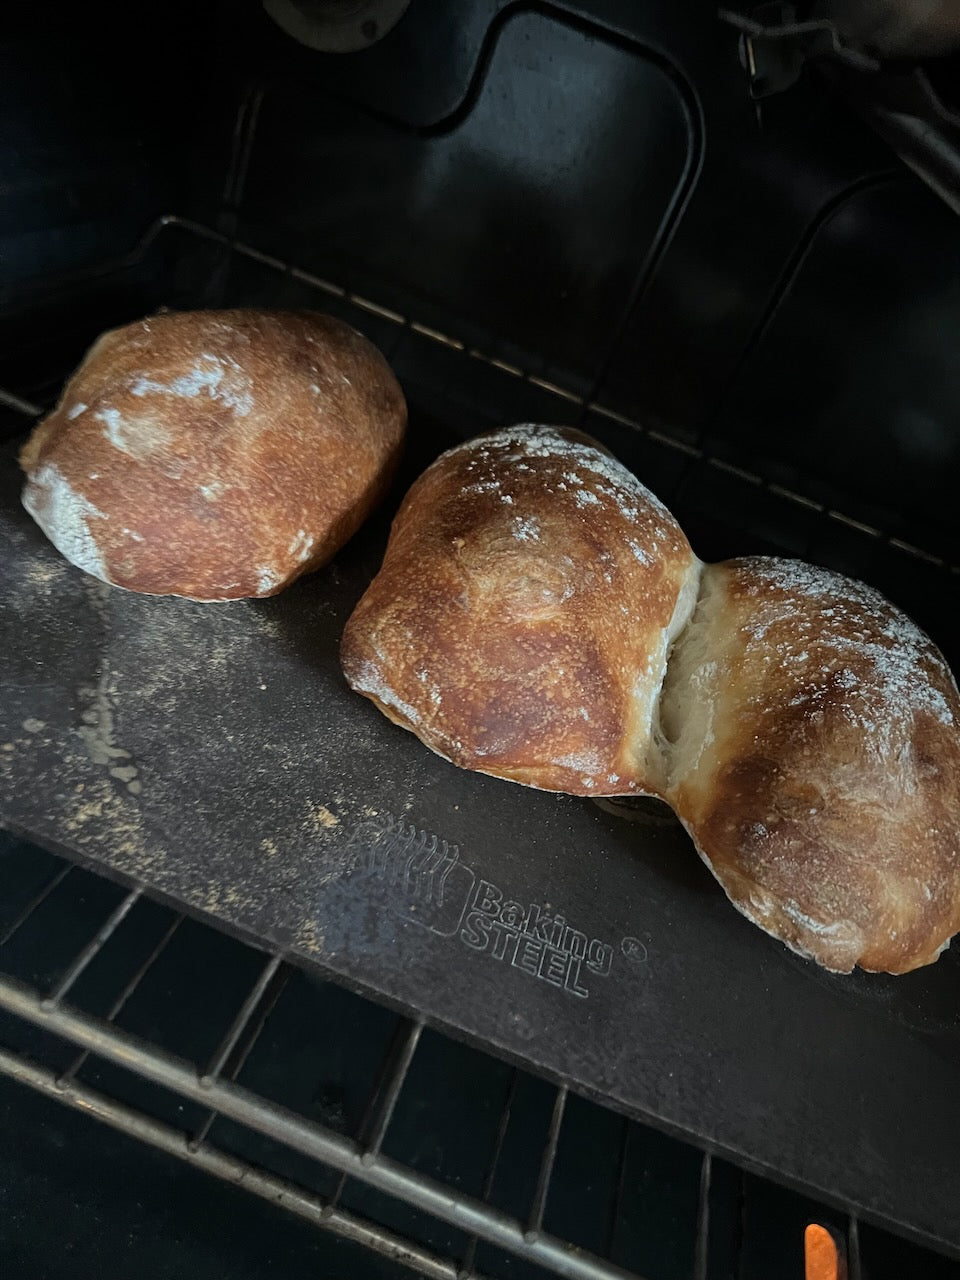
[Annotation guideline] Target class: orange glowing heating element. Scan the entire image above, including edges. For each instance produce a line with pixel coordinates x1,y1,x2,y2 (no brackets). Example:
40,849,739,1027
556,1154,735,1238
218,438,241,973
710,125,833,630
805,1223,842,1280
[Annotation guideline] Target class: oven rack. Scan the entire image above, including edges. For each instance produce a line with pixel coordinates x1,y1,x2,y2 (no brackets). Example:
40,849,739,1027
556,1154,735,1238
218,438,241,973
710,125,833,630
0,841,862,1280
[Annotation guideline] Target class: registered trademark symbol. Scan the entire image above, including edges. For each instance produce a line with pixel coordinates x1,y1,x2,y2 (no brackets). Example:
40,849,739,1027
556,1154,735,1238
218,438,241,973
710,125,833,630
620,936,648,967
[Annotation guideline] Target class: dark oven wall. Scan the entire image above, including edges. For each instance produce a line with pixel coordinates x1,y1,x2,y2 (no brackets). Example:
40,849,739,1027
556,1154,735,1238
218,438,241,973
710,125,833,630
0,2,224,409
3,0,960,564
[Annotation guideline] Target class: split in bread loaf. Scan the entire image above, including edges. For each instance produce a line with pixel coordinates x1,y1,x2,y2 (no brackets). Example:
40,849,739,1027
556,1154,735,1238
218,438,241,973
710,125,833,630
662,557,960,974
341,425,701,795
20,309,407,600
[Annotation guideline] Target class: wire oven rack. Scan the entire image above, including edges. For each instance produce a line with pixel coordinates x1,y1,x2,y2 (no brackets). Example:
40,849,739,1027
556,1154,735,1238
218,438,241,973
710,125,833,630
0,835,867,1280
1,214,959,1279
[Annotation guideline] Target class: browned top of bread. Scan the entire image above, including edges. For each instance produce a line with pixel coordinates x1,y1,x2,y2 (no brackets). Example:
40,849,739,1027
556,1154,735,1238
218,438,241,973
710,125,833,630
20,309,406,600
341,425,700,795
663,557,960,973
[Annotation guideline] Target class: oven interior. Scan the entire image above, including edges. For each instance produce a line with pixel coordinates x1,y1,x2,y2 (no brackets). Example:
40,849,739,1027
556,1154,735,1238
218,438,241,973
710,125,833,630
3,2,960,1277
3,830,957,1280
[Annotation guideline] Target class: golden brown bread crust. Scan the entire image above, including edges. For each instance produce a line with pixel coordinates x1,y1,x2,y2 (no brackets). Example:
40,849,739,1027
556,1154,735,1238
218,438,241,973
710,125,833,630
664,557,960,973
341,425,700,796
19,309,407,600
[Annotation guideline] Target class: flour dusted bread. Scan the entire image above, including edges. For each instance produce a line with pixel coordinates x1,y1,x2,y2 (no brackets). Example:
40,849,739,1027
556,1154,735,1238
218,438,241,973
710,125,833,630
19,309,406,600
341,425,960,973
341,425,700,795
662,557,960,974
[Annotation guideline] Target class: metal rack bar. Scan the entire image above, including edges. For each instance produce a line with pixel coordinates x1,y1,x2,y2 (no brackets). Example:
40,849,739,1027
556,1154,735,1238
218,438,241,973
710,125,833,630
459,1068,521,1279
606,1119,631,1262
526,1084,568,1242
190,964,291,1152
3,212,172,304
58,912,185,1086
221,83,266,217
693,1152,712,1280
42,888,142,1007
0,386,42,418
200,952,284,1087
0,972,641,1280
0,864,73,948
847,1215,862,1280
325,1012,422,1211
0,1044,465,1280
362,1017,424,1164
